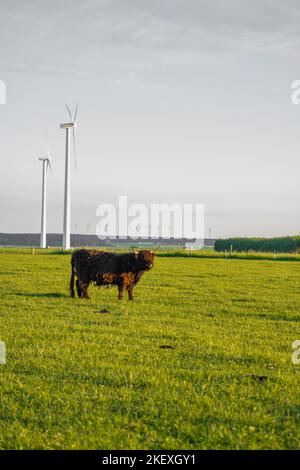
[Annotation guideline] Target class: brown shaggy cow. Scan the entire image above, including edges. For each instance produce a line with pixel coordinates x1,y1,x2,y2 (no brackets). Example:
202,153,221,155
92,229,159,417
70,247,159,300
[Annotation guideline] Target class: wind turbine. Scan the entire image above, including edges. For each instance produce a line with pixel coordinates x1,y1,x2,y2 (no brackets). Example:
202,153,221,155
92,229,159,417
38,131,52,249
60,104,78,250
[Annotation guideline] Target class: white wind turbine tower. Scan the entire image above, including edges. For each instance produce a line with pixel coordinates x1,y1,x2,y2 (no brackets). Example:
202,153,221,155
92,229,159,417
60,104,78,250
38,132,52,249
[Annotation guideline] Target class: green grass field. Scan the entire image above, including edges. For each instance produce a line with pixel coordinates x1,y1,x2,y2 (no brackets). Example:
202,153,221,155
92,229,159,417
0,248,300,450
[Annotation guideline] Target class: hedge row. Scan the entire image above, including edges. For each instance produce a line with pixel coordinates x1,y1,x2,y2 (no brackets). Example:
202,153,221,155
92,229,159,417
215,237,300,253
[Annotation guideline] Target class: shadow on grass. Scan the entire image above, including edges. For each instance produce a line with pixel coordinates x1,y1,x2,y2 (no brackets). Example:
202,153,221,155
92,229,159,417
236,312,300,322
15,292,68,298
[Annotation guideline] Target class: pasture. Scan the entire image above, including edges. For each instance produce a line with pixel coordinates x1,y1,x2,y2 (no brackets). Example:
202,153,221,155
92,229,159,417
0,248,300,449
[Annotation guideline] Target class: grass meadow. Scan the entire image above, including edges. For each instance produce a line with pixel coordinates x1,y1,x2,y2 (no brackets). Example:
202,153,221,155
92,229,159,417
0,248,300,449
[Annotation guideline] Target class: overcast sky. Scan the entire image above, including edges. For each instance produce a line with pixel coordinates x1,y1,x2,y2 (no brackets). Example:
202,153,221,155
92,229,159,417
1,0,300,238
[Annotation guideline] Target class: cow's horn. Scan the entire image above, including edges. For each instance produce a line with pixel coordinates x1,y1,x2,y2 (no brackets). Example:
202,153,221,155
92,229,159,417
132,245,138,254
152,244,160,252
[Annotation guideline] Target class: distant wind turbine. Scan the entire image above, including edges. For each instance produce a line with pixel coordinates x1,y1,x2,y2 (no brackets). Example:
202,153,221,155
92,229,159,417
60,104,78,250
38,131,52,249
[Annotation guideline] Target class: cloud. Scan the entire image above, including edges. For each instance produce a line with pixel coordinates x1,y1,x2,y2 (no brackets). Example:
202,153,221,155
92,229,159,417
2,0,300,75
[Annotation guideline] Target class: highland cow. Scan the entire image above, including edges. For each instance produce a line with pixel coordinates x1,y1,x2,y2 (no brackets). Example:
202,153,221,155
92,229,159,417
70,246,159,300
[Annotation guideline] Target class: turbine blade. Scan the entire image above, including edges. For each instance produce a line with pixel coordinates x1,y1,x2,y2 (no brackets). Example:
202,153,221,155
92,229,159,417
47,159,52,173
45,129,50,157
73,102,78,123
65,104,72,121
72,127,77,169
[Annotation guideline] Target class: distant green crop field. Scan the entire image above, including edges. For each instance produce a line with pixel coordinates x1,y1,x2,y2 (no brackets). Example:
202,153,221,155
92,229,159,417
0,248,300,449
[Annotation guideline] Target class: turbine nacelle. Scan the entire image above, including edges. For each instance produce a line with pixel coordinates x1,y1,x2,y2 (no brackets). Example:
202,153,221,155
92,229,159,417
38,157,52,172
60,122,77,129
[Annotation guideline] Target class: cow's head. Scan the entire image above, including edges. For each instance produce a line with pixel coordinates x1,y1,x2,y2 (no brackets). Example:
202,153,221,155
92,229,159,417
132,245,160,270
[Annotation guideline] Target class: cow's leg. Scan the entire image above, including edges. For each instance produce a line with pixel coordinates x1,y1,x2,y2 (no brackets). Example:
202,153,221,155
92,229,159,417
128,285,134,301
70,268,75,298
81,281,90,299
76,280,82,298
118,285,125,301
77,280,90,299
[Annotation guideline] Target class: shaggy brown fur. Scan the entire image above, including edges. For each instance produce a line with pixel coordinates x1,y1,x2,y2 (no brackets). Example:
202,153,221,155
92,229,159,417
70,249,156,300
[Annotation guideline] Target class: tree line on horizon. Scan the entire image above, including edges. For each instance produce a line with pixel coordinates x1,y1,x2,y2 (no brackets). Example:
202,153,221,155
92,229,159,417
215,236,300,254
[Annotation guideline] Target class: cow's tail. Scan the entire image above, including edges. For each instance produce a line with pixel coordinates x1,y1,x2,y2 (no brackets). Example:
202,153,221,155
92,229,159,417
70,253,76,298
